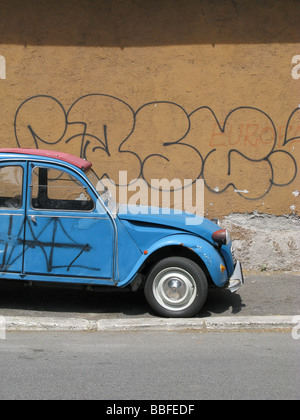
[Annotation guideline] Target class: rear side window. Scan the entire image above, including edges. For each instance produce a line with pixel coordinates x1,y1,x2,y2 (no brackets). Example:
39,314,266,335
31,166,94,212
0,166,23,209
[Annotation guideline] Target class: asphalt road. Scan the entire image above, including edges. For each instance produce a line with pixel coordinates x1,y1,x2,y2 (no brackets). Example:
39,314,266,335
0,273,299,320
0,330,299,400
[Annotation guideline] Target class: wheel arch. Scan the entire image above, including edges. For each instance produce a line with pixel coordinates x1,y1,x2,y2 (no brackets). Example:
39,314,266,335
139,244,214,287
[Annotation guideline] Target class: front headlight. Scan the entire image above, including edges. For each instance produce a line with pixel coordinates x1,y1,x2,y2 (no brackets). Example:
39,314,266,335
212,229,230,246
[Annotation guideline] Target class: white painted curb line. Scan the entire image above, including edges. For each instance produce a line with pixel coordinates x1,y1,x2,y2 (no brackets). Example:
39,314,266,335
2,315,298,332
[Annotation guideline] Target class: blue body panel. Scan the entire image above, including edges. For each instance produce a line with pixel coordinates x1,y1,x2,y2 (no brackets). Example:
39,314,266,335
117,232,229,288
0,161,26,273
118,204,234,281
24,214,114,278
0,213,24,273
118,204,217,245
0,151,235,289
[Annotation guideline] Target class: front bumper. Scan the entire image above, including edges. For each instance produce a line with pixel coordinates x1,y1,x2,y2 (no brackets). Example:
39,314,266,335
227,261,244,293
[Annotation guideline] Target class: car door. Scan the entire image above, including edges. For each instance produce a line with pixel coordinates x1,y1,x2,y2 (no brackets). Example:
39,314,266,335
0,163,26,273
24,162,115,281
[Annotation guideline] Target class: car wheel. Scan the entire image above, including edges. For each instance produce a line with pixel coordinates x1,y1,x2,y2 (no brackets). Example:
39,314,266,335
144,257,208,318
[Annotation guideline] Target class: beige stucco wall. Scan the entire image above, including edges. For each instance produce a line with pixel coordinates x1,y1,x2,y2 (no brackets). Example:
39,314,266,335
0,0,299,219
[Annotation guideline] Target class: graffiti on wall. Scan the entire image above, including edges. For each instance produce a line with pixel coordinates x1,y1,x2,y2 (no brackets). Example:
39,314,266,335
14,94,298,201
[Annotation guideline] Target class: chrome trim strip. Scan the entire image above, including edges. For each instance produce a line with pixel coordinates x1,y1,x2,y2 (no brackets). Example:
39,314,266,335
27,214,108,220
0,213,24,216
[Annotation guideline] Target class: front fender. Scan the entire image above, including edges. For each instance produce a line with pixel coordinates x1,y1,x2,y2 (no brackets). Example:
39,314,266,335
118,233,228,288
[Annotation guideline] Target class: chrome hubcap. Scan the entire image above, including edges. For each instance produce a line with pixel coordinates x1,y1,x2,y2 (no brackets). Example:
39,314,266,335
153,267,197,312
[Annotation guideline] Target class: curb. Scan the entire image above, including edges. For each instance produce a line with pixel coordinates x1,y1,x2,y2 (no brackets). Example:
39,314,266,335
2,315,298,332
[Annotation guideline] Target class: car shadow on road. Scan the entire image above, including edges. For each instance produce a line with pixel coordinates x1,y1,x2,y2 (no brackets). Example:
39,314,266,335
0,281,246,318
199,288,246,318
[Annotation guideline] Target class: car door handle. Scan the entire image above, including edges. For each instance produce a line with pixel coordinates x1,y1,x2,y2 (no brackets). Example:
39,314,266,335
30,215,37,224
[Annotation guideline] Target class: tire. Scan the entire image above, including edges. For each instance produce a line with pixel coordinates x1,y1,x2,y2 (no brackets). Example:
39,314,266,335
144,257,208,318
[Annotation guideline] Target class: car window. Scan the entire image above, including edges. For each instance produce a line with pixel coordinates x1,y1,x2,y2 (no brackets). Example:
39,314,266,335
0,165,23,209
31,167,95,211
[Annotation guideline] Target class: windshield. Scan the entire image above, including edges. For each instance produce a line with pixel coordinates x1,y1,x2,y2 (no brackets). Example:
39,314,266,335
85,169,117,215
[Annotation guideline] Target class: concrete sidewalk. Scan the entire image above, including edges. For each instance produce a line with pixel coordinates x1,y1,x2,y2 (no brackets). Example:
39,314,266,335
0,272,299,332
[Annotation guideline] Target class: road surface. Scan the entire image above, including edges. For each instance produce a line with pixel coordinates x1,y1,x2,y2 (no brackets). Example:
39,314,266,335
0,330,299,400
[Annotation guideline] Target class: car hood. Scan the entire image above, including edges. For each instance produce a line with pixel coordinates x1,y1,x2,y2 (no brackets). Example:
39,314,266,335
117,204,219,244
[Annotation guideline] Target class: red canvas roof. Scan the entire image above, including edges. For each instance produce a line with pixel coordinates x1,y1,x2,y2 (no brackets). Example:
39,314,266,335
0,148,92,171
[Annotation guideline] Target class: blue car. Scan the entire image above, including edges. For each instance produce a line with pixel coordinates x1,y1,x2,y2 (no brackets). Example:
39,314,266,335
0,148,244,317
